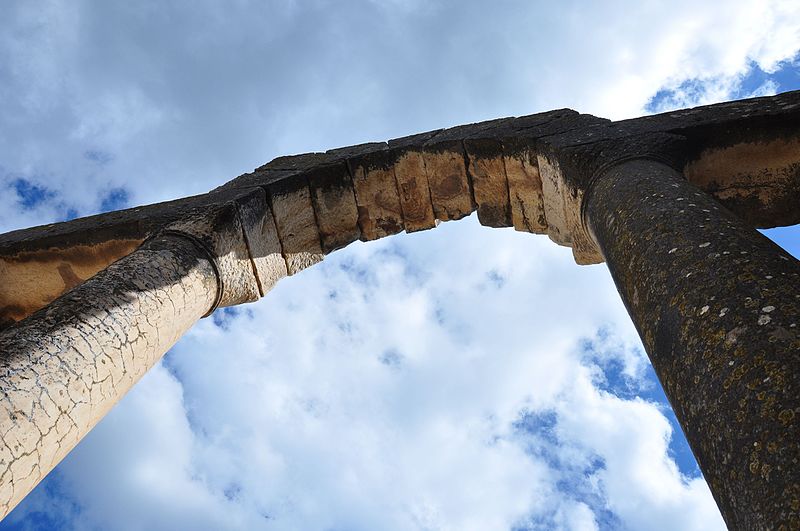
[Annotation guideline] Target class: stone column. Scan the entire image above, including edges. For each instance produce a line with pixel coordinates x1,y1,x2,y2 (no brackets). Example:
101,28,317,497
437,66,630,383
0,188,279,518
584,159,800,529
0,233,220,518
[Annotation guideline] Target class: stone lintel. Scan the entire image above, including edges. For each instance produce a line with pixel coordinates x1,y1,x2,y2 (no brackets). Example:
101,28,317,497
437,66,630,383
539,90,800,232
5,91,796,257
682,120,800,229
2,91,799,326
0,238,143,329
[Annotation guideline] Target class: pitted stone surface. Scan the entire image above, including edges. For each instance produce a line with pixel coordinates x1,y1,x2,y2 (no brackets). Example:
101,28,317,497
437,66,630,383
586,159,800,529
684,134,800,228
464,138,512,228
393,150,437,232
234,189,288,296
422,142,474,222
0,239,143,328
535,153,572,247
502,143,547,234
307,162,361,253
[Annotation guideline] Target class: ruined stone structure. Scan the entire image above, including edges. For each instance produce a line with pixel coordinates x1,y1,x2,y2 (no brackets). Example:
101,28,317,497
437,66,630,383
0,91,798,528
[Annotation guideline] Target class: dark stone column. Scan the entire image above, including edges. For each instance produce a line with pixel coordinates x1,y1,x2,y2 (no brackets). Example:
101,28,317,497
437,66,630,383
584,159,800,529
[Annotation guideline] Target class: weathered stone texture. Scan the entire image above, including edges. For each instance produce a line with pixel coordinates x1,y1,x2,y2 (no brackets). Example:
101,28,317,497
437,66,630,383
422,143,474,222
0,239,143,329
586,159,800,529
0,235,219,519
307,163,361,253
1,92,800,525
392,150,437,232
464,138,512,228
535,153,572,247
166,199,261,308
234,189,288,296
502,144,547,234
4,92,798,327
684,134,800,229
350,152,405,240
268,180,324,275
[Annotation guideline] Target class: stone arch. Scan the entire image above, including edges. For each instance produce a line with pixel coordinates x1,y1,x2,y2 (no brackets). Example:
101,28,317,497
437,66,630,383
1,92,800,525
196,108,610,313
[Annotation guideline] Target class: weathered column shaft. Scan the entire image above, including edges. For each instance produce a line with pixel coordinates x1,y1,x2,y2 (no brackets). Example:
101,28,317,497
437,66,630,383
584,159,800,528
0,234,219,518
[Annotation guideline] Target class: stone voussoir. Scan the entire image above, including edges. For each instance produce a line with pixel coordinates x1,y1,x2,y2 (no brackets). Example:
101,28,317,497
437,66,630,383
419,117,513,223
387,130,441,233
463,136,512,228
307,161,362,254
233,188,288,296
266,176,324,276
347,146,406,241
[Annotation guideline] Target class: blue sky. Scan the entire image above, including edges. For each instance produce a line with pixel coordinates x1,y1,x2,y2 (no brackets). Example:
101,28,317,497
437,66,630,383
1,2,799,530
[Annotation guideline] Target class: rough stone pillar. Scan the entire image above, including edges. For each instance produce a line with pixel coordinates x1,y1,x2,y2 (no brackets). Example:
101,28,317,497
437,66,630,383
0,233,219,518
584,159,800,529
0,186,275,518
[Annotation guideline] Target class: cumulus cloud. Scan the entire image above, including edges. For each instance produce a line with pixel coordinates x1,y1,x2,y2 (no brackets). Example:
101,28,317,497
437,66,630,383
2,1,799,529
5,220,725,530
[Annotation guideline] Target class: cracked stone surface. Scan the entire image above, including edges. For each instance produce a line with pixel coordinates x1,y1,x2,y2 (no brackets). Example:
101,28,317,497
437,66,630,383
0,235,218,518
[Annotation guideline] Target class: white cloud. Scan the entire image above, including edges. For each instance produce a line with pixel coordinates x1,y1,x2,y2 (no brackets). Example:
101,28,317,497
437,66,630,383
6,220,725,530
3,1,799,529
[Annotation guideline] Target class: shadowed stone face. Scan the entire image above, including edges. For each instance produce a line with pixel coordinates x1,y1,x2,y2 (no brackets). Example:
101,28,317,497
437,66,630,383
351,152,405,241
684,134,800,228
0,239,143,328
503,145,547,234
464,137,513,228
586,160,800,529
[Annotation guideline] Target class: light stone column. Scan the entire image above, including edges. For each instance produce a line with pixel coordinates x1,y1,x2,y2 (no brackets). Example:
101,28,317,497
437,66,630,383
0,233,219,518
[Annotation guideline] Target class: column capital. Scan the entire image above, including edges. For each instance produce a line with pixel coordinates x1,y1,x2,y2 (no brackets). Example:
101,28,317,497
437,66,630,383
160,187,287,310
